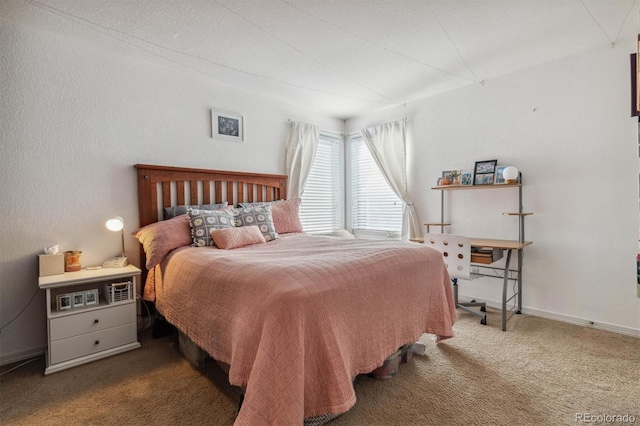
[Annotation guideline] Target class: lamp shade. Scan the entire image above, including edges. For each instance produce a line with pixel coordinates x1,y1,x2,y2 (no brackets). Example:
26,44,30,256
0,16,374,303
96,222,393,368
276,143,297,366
502,166,519,183
106,216,124,232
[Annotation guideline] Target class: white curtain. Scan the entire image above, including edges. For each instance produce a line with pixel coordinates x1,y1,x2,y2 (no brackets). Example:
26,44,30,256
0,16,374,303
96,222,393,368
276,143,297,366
285,121,320,199
360,119,419,240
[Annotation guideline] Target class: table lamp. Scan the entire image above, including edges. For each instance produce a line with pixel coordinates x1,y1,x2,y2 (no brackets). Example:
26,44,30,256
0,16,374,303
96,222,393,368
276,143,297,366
502,166,519,184
104,216,128,267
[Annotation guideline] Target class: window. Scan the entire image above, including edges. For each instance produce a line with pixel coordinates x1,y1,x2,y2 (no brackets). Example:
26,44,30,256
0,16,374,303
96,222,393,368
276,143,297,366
350,135,402,237
299,133,344,234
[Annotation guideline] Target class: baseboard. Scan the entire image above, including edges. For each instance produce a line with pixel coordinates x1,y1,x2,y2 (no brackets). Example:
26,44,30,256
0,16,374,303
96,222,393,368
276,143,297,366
460,297,640,338
1,346,46,367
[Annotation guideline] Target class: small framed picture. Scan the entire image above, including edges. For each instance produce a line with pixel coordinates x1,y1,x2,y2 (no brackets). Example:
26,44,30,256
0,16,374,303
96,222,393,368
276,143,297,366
72,292,85,308
460,170,473,186
84,289,99,305
211,109,244,142
442,170,454,180
494,166,507,184
473,159,497,185
56,294,72,311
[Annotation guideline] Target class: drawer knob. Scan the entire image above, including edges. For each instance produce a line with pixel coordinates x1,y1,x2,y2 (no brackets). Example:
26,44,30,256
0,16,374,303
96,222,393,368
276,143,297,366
94,319,99,324
94,340,100,345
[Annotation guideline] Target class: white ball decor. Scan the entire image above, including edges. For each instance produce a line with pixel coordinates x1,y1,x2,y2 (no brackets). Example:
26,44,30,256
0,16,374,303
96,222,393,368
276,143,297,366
502,166,519,184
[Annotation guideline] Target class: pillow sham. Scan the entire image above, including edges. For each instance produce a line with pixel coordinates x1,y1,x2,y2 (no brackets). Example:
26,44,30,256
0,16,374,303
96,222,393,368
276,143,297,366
133,214,192,269
188,208,236,247
232,204,278,242
163,202,228,220
238,199,303,234
210,225,266,250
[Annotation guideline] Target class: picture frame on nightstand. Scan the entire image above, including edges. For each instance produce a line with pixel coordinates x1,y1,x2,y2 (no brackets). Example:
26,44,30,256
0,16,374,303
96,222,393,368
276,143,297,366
56,294,72,311
84,289,99,305
72,292,85,308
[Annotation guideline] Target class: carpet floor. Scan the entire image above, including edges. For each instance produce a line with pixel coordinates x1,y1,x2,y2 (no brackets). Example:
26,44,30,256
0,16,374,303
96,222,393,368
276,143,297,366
1,309,638,425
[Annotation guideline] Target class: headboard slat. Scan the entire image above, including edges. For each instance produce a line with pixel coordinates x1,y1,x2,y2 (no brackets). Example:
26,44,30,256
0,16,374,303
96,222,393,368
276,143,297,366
190,181,198,205
177,181,185,205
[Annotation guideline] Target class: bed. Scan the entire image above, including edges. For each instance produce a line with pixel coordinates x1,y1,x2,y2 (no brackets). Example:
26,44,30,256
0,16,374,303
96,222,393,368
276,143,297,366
134,164,456,425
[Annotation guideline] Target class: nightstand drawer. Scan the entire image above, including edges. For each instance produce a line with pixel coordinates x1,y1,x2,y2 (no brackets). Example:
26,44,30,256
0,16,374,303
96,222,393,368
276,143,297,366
50,323,137,365
50,303,135,341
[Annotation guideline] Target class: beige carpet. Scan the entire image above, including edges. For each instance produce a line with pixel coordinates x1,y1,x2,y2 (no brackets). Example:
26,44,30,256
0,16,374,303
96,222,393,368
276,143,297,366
1,309,638,426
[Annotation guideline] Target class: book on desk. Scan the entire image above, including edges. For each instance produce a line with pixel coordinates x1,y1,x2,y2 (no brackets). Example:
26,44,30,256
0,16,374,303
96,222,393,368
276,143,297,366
471,247,504,264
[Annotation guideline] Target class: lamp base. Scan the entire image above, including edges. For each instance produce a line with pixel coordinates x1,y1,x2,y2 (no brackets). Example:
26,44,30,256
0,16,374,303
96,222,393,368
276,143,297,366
506,179,518,184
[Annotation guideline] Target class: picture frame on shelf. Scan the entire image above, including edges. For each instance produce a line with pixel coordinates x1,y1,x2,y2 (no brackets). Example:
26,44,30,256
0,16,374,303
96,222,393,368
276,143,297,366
56,294,72,311
473,159,497,185
72,292,85,308
460,170,473,186
85,289,99,306
438,170,454,186
211,109,244,142
494,166,507,184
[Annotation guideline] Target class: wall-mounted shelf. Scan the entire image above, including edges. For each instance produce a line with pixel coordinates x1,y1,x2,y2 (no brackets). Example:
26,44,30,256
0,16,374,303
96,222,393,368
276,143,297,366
431,183,521,190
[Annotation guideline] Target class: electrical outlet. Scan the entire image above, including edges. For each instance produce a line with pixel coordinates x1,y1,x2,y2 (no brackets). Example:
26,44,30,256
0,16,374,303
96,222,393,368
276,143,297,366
470,266,480,274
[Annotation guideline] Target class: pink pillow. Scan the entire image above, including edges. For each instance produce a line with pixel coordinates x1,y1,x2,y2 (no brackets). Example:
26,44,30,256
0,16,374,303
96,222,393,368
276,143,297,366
210,225,266,250
271,199,303,234
133,214,192,269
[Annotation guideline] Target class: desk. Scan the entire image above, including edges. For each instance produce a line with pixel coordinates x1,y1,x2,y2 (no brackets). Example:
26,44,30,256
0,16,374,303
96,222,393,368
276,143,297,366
411,237,532,331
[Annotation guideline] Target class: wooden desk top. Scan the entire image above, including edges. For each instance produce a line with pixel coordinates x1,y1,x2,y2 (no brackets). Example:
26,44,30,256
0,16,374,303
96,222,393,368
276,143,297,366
410,237,532,250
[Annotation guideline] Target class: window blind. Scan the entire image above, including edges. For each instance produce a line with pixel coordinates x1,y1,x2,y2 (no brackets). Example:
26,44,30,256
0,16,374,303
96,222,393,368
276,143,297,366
299,133,344,234
350,135,402,234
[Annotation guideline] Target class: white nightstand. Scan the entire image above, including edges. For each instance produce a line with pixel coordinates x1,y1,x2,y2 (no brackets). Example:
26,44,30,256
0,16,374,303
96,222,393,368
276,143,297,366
38,264,142,375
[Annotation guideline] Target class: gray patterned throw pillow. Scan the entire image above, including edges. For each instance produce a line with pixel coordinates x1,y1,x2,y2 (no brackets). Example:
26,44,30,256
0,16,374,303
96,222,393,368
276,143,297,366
187,208,236,247
232,205,278,242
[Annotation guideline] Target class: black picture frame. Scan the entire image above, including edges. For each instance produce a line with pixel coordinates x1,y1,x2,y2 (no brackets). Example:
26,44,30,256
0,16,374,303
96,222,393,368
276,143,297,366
473,159,497,185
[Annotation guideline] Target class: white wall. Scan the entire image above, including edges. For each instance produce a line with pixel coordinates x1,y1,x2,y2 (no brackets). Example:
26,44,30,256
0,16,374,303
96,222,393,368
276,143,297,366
0,20,343,363
347,40,640,335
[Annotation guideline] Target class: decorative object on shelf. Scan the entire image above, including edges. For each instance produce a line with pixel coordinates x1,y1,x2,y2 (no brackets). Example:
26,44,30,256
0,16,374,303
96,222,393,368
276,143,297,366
105,216,128,267
460,170,473,186
211,109,244,142
494,166,507,184
449,170,461,185
473,159,497,185
440,170,456,186
502,166,519,184
56,294,72,311
84,289,99,305
64,251,82,272
72,292,85,308
103,280,134,304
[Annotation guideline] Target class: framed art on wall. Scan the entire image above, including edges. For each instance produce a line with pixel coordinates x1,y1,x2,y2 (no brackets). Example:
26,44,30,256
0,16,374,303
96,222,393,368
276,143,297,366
212,110,244,142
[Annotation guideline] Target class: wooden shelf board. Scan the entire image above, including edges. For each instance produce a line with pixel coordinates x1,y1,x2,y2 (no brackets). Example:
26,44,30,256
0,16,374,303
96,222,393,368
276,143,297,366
432,183,521,191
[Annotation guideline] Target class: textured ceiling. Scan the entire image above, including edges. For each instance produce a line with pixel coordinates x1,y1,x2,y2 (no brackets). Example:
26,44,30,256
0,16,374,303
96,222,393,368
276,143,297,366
2,0,639,119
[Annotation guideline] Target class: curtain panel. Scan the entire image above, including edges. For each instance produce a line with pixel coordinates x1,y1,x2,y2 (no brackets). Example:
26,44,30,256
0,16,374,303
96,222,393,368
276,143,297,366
285,121,320,199
360,119,419,240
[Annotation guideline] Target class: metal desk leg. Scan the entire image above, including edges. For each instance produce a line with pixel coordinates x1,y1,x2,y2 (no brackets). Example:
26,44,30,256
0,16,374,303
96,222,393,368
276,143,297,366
502,249,513,331
517,248,523,314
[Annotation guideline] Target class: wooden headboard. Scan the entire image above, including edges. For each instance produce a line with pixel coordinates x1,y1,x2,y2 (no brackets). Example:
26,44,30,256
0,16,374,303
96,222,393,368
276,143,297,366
135,164,287,227
135,164,287,273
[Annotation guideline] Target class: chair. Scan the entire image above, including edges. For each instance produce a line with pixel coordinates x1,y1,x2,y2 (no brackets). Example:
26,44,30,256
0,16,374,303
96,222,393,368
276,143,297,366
424,233,487,325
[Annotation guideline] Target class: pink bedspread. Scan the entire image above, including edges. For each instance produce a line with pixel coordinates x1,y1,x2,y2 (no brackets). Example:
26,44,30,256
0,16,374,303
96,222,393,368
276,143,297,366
151,234,455,425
